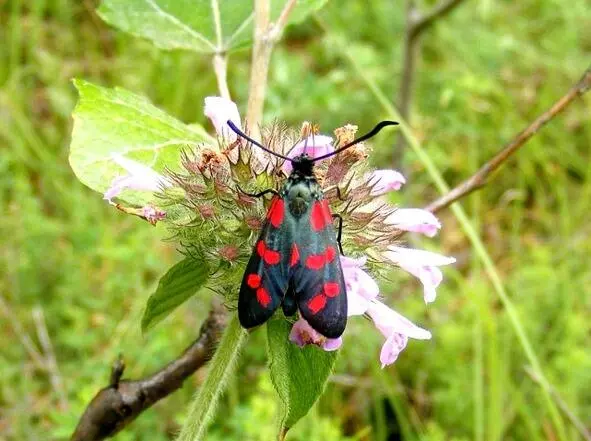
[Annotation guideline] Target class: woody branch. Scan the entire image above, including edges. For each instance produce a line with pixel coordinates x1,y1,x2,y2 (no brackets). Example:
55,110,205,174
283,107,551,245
69,303,226,441
395,0,466,161
426,65,591,214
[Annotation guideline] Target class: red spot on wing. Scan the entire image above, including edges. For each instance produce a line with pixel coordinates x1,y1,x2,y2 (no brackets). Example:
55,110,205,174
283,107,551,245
290,244,300,267
325,246,336,263
256,241,266,257
306,254,325,270
324,282,340,298
247,273,261,289
256,287,272,307
268,198,285,228
263,248,281,265
310,201,326,231
308,294,327,314
321,199,333,225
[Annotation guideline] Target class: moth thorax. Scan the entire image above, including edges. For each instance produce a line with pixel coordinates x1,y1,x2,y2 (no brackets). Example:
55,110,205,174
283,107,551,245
287,182,312,217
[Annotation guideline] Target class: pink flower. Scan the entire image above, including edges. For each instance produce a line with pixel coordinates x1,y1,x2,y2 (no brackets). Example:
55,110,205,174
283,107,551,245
289,318,342,351
383,246,456,303
367,169,406,195
104,155,171,203
283,134,334,174
385,208,442,237
204,96,242,142
340,256,379,316
365,300,431,367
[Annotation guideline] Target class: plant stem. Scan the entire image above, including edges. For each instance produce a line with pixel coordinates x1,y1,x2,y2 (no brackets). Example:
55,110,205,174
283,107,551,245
211,0,231,100
176,315,247,441
246,0,298,135
213,53,231,100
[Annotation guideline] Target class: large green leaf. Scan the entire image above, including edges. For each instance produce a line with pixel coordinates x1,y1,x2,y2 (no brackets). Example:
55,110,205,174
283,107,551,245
141,257,210,332
69,79,211,206
266,318,338,432
97,0,329,53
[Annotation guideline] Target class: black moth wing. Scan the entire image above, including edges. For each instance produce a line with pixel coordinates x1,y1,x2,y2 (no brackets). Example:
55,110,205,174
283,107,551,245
290,196,347,339
238,197,292,329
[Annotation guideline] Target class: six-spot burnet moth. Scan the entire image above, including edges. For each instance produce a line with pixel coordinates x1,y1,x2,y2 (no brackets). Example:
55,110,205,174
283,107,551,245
227,120,398,338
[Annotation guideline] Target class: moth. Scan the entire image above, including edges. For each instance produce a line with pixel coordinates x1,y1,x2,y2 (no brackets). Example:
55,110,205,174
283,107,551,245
227,120,397,338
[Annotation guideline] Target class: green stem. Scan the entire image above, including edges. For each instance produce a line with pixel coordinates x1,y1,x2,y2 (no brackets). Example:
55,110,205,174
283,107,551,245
317,23,568,441
176,315,248,441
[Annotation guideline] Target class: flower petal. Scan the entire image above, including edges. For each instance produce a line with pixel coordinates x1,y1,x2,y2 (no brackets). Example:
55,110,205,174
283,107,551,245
385,246,456,267
367,169,406,195
340,255,379,316
380,332,408,368
283,134,334,174
385,208,442,237
204,96,241,142
383,246,455,303
366,300,432,340
289,318,342,351
322,336,343,351
104,155,170,202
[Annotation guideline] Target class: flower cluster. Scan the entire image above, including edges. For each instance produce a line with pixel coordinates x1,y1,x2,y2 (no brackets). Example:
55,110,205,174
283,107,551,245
104,96,454,367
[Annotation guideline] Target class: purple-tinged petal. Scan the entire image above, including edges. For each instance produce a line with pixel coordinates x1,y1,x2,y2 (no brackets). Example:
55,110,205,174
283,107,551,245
385,246,456,267
340,255,379,316
283,134,334,174
380,333,408,368
289,318,342,351
367,169,406,195
366,300,432,340
142,205,166,225
383,246,455,303
204,96,241,142
322,336,343,351
385,208,442,237
104,155,171,203
365,300,431,367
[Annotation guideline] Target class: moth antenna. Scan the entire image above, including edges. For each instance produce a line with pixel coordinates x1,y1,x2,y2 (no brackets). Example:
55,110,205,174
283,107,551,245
226,120,292,162
312,120,399,162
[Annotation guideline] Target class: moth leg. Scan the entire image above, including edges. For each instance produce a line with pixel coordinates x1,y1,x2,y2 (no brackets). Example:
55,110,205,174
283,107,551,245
332,213,344,255
236,185,279,199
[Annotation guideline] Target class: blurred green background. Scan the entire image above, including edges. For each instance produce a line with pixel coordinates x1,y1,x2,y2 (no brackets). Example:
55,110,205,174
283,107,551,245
1,0,590,440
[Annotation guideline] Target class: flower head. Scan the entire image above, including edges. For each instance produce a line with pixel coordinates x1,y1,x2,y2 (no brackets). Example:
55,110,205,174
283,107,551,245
155,96,454,366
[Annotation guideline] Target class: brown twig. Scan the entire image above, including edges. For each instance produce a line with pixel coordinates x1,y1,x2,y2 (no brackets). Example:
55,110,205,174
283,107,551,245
70,303,226,441
426,65,591,214
395,0,466,162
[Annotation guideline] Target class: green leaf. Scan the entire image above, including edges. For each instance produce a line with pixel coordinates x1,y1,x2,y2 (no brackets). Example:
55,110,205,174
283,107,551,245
69,79,211,206
141,257,210,332
266,318,338,432
97,0,329,53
